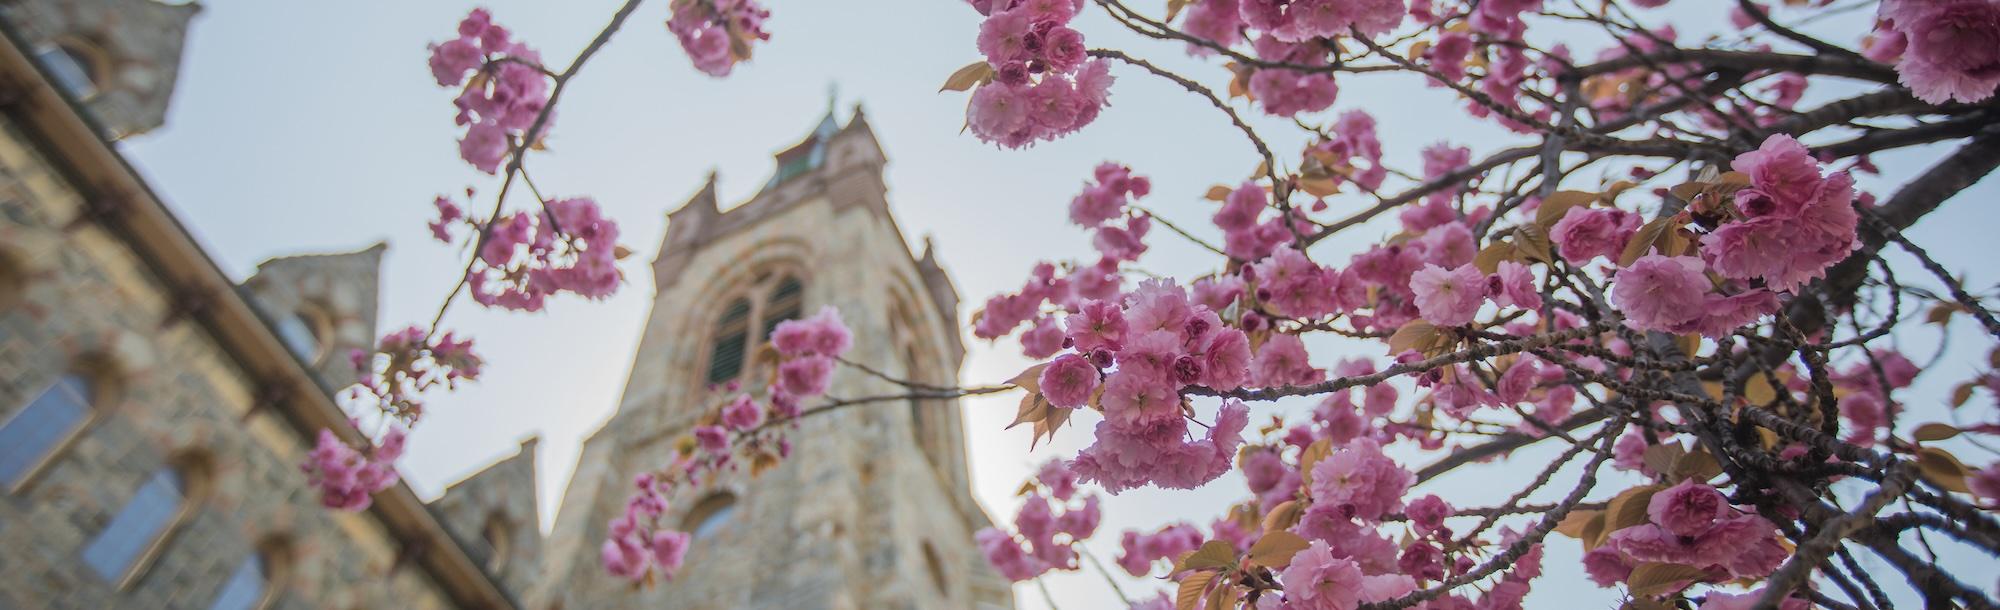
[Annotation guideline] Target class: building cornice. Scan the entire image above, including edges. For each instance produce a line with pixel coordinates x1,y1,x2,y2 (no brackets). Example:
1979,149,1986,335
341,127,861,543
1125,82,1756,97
0,22,517,610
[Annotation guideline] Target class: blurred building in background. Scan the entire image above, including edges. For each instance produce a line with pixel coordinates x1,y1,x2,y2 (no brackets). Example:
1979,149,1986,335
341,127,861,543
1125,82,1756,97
528,107,1013,610
0,1,1008,608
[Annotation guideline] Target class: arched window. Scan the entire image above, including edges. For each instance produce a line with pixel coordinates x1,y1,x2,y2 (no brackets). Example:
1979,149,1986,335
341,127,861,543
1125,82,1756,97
208,536,290,610
278,302,332,364
482,513,513,574
1,373,97,491
35,38,108,100
83,454,211,587
761,277,805,340
922,542,950,597
683,492,738,541
705,298,752,385
704,274,807,386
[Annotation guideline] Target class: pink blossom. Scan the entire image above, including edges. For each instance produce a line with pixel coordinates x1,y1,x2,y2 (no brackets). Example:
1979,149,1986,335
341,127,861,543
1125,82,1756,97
1021,316,1066,358
977,528,1050,581
650,530,691,579
720,394,763,430
1251,333,1323,387
1192,275,1244,311
1199,328,1253,391
1040,353,1101,408
1098,368,1181,429
693,425,730,454
1066,299,1128,352
1887,0,2000,103
1582,545,1634,586
1550,207,1640,265
1183,0,1245,53
1249,37,1339,116
1307,437,1412,520
1031,459,1079,502
1489,261,1541,310
1610,255,1710,334
601,535,649,581
1126,279,1194,335
1281,542,1365,610
1428,32,1474,82
1648,479,1727,537
1410,263,1486,328
1117,524,1204,575
301,427,405,512
1255,246,1340,318
1405,494,1453,535
770,306,853,358
777,355,834,397
1969,463,2000,504
1070,400,1248,493
1059,494,1102,538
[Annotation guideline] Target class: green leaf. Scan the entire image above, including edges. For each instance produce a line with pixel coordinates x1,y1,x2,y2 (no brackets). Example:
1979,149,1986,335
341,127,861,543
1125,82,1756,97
1176,540,1238,573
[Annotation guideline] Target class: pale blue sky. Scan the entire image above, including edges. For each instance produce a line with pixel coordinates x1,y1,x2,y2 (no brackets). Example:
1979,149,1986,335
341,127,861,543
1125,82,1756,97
119,1,1995,607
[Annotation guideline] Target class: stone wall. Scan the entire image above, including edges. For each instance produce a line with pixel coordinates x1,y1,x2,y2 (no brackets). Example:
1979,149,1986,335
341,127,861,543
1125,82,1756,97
0,116,462,609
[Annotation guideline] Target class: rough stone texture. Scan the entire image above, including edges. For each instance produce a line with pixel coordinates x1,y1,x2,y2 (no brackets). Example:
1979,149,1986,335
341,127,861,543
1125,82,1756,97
0,0,197,139
0,116,459,609
531,110,1014,610
239,243,386,391
430,437,544,597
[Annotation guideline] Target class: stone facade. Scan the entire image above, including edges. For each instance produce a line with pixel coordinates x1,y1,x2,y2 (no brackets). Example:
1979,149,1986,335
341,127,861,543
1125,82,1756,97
530,110,1014,610
0,1,1009,608
0,3,516,608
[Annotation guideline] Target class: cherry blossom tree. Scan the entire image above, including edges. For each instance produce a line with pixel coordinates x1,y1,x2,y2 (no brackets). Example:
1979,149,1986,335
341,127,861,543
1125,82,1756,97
311,0,2000,608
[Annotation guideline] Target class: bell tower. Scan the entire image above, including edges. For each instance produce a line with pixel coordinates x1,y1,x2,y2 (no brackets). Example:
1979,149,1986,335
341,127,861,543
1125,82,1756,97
532,107,1013,610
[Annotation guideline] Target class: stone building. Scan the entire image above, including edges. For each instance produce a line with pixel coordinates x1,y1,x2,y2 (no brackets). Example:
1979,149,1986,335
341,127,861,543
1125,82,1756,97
0,1,1010,609
528,110,1014,610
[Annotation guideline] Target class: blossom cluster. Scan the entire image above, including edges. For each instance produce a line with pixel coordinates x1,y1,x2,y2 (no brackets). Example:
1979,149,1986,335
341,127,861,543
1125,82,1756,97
601,307,852,583
667,0,771,77
432,195,626,312
301,426,406,512
962,0,1115,147
976,460,1105,580
341,325,484,424
427,9,553,174
1873,0,2000,104
1609,134,1857,336
1583,481,1789,590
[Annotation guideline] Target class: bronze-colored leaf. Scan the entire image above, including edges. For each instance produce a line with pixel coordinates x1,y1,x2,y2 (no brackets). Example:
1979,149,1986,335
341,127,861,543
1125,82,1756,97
1671,450,1723,483
1474,242,1519,275
1207,580,1240,610
1247,531,1311,568
1262,500,1303,533
1619,217,1676,267
1513,223,1554,263
1913,422,1961,443
1407,40,1432,61
1010,362,1052,394
1951,381,1977,408
1176,540,1239,573
1298,439,1333,488
1626,562,1710,597
1600,484,1665,546
1579,511,1610,550
1298,176,1341,198
1206,185,1234,201
1388,320,1440,355
1166,0,1195,21
1926,302,1961,326
1007,393,1050,430
939,60,995,93
1536,191,1598,227
1554,509,1602,539
1744,372,1780,406
613,245,634,260
1917,446,1973,493
1177,571,1216,610
1642,442,1686,478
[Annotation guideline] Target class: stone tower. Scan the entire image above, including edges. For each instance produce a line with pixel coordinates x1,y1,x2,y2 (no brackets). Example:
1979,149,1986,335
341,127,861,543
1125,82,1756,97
0,0,198,139
532,107,1014,610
